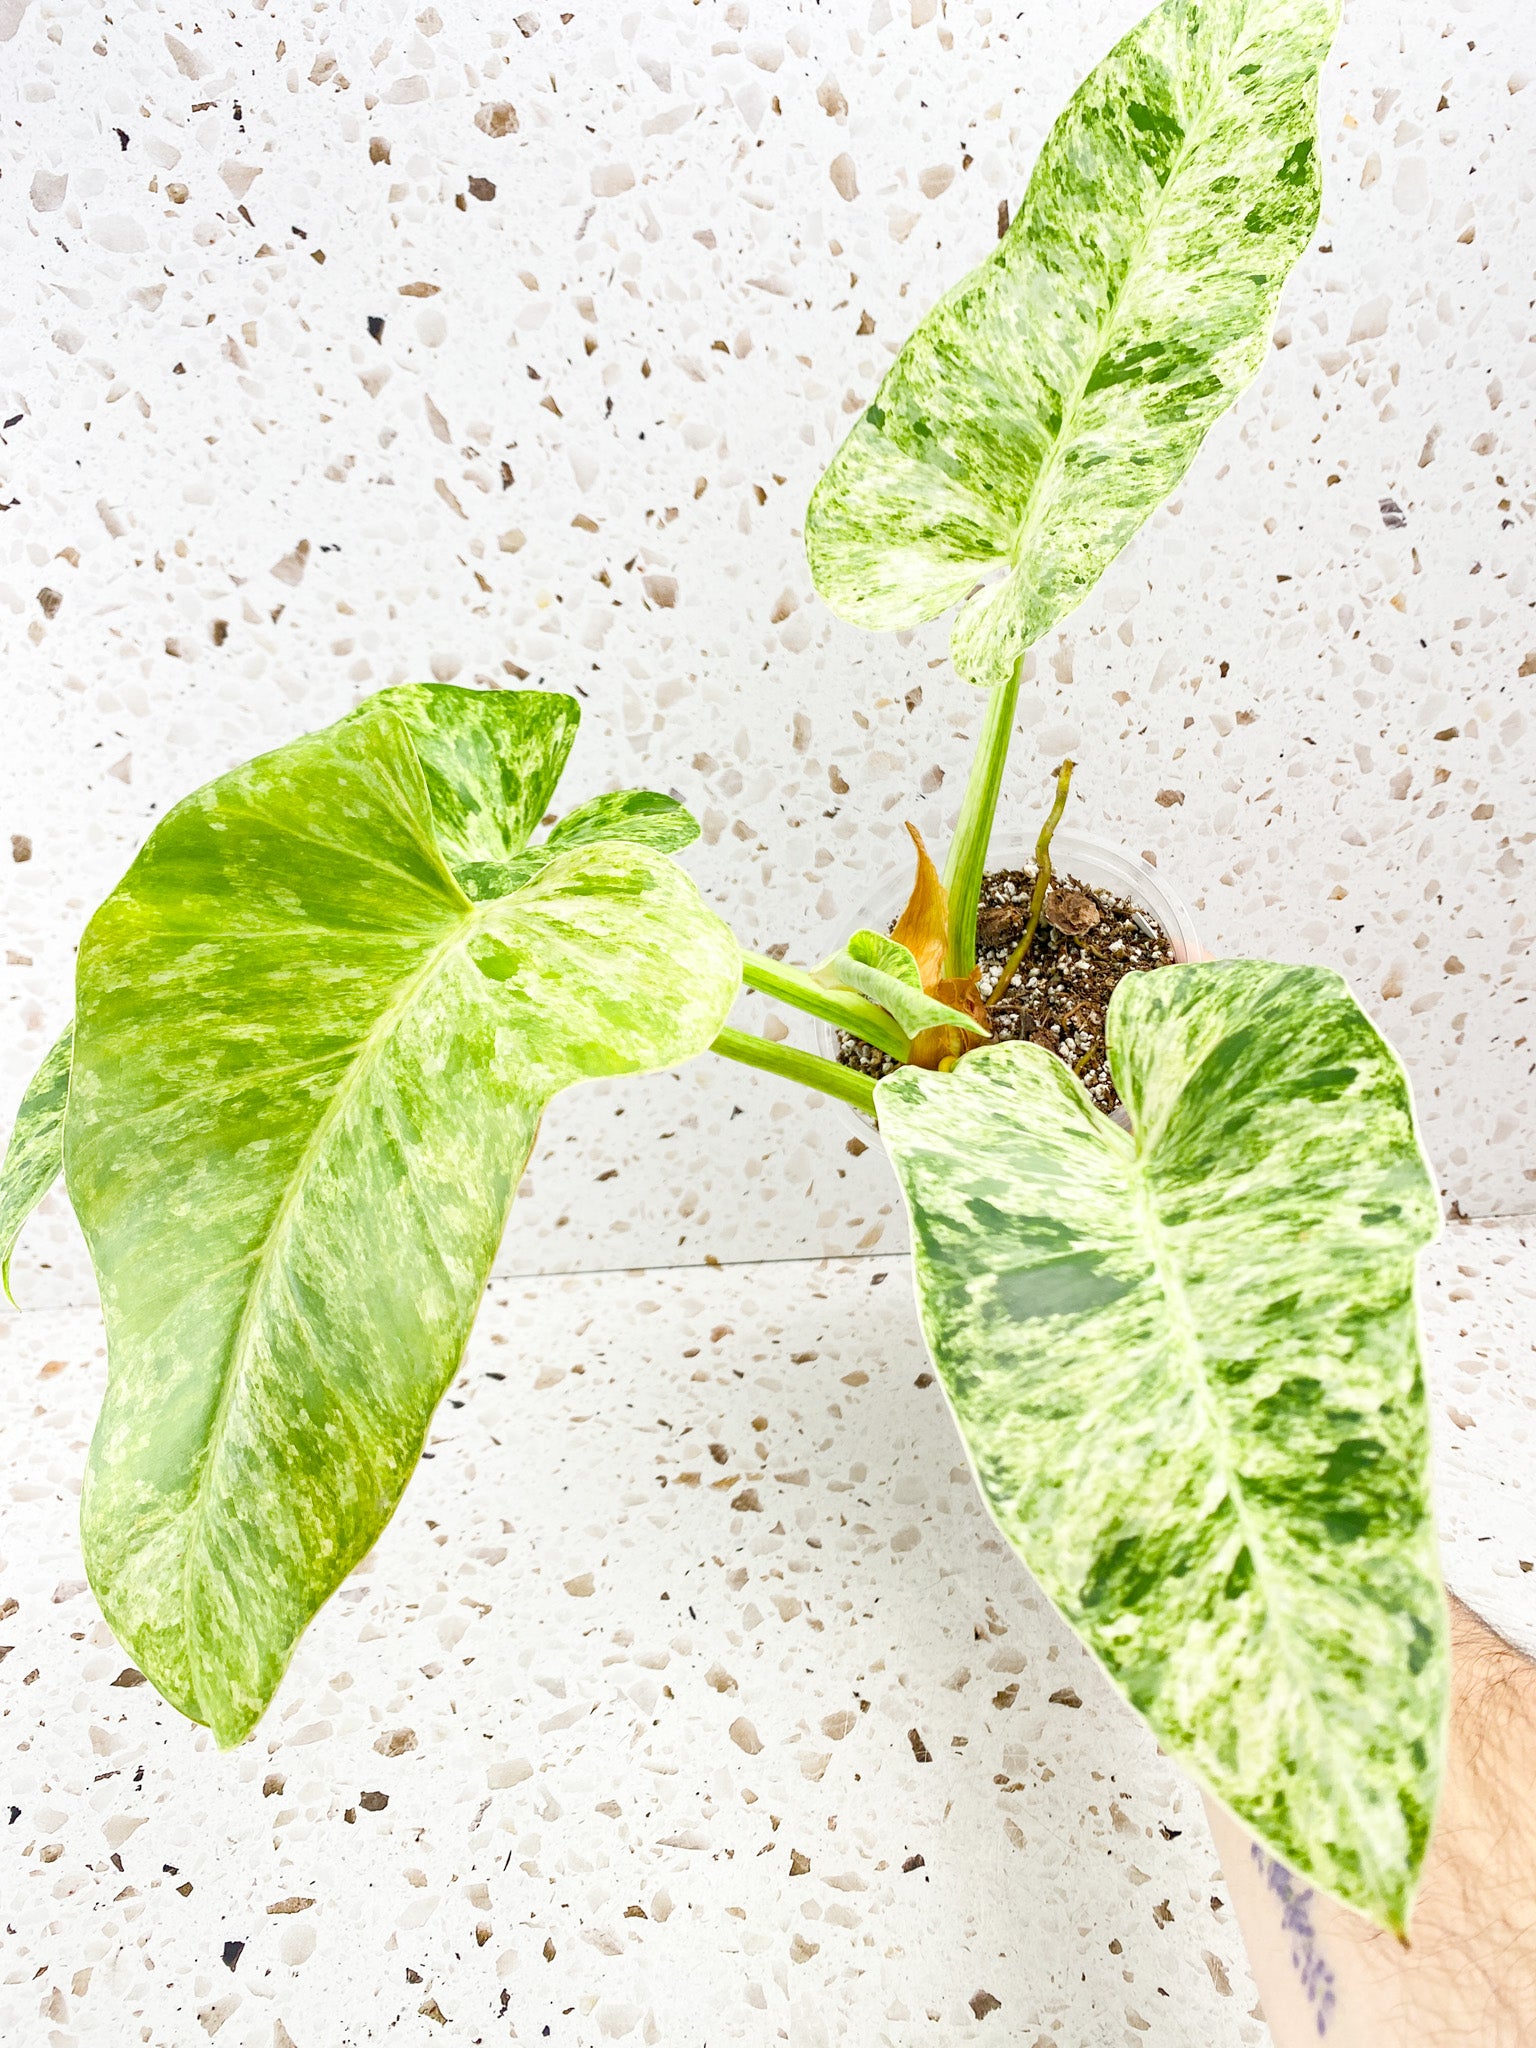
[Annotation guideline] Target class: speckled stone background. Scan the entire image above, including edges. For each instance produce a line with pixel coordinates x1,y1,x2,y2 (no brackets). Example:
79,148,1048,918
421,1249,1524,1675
3,0,1533,1301
2,1,1533,2043
2,1230,1533,2048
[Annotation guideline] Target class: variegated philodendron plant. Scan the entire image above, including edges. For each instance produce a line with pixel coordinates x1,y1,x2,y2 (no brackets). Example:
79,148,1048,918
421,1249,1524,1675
2,0,1446,1940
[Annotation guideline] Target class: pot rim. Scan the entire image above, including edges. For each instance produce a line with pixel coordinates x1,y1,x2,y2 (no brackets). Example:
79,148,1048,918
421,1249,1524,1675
804,827,1201,1137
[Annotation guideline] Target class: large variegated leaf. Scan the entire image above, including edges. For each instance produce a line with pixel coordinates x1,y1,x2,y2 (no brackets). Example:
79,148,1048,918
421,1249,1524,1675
806,0,1337,684
0,1020,72,1299
875,960,1445,1930
65,687,739,1746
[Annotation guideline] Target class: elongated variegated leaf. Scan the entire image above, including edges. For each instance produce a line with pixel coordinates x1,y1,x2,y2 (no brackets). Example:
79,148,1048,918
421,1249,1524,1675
66,686,740,1745
806,0,1337,684
0,1020,73,1299
821,930,987,1044
876,960,1445,1929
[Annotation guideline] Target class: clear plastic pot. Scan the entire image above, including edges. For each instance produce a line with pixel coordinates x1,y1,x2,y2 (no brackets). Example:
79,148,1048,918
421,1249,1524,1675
805,828,1202,1137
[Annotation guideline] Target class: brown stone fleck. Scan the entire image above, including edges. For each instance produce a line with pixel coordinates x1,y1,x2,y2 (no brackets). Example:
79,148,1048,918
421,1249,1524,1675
475,102,519,137
729,1717,763,1755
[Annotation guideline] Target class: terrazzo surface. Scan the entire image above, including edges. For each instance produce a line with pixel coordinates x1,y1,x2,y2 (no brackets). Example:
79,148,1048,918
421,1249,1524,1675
4,5,1534,2043
3,0,1534,1313
2,1221,1533,2047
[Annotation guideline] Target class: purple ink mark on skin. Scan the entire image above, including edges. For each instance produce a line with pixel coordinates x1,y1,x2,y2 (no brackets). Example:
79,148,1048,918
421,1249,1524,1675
1252,1843,1339,2037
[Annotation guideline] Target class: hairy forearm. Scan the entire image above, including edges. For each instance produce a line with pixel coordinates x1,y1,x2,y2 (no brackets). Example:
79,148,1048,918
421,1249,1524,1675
1206,1597,1536,2045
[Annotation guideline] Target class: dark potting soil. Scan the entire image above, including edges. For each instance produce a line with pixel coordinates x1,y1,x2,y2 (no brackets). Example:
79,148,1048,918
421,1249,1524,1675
835,866,1175,1117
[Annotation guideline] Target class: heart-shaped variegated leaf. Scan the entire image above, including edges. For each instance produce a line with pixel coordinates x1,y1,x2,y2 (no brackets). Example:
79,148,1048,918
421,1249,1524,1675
876,960,1445,1930
0,1020,72,1299
65,686,740,1746
820,930,986,1044
806,0,1338,684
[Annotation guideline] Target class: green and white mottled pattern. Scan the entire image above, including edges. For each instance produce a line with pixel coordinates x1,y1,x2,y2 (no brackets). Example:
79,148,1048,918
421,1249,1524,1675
875,960,1445,1930
0,1020,73,1299
380,681,579,866
806,0,1338,685
64,687,740,1746
544,787,700,858
455,786,699,902
822,929,985,1043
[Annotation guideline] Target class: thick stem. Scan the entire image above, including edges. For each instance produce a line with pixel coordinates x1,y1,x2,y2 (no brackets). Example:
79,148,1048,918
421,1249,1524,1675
941,657,1024,979
710,1027,878,1117
741,950,910,1063
988,757,1075,1011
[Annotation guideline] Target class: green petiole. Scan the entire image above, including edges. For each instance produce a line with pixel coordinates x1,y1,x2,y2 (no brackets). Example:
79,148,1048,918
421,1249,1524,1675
941,656,1023,979
741,950,911,1063
710,1027,878,1116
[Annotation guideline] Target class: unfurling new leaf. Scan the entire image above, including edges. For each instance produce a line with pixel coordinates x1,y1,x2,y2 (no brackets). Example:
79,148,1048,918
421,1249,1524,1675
876,959,1445,1931
818,929,986,1046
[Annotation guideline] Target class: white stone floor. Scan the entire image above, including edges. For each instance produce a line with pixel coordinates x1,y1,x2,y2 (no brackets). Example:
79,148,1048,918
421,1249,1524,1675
1,1222,1532,2048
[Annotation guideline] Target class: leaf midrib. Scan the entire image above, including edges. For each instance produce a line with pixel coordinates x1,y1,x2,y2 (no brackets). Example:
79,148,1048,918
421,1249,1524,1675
1128,1136,1416,1901
1129,1153,1314,1716
177,885,483,1710
1004,2,1254,581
